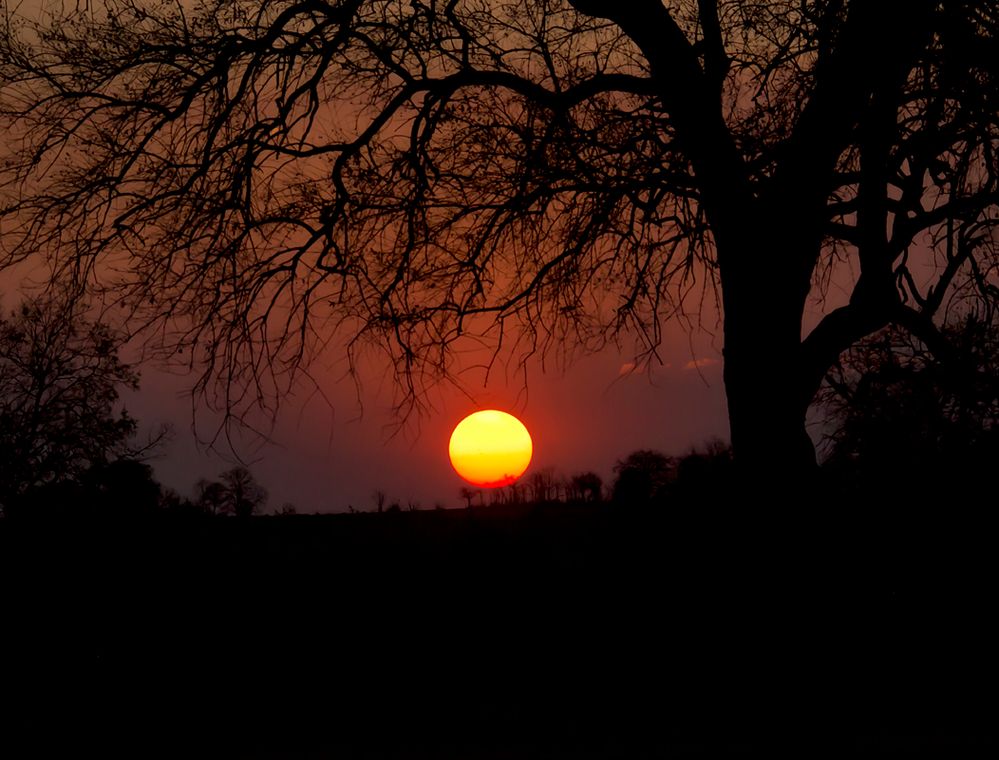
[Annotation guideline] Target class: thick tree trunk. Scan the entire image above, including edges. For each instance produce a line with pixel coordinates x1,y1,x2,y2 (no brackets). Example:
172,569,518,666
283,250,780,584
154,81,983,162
718,229,819,491
723,310,816,488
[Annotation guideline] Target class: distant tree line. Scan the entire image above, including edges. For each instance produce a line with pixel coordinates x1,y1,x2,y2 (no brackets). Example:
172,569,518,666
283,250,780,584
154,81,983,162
452,438,734,511
161,466,270,519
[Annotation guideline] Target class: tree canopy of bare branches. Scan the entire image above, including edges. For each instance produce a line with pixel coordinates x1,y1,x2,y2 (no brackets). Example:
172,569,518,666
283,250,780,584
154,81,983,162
2,1,998,480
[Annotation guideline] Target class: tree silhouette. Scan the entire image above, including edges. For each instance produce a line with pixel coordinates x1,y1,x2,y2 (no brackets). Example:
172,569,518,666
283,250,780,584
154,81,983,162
569,471,603,503
160,486,204,517
195,478,230,516
0,291,140,514
528,467,559,503
819,314,999,494
3,2,999,480
612,449,675,507
220,466,269,517
84,458,162,517
458,486,484,508
674,439,733,496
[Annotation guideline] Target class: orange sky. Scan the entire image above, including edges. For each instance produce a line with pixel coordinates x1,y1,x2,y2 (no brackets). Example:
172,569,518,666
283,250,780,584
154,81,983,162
116,329,730,511
0,0,884,511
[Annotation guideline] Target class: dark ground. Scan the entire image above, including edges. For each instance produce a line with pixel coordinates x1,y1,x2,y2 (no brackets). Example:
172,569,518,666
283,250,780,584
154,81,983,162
2,501,995,757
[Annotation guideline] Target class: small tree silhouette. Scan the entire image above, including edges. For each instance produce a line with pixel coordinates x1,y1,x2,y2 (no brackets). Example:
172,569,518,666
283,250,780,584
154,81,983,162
459,487,478,509
160,487,202,518
570,472,604,504
612,450,675,507
195,479,229,516
529,468,558,504
219,467,268,518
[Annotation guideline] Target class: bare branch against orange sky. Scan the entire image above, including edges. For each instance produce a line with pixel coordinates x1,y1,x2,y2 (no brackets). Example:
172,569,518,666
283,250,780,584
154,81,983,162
2,1,998,506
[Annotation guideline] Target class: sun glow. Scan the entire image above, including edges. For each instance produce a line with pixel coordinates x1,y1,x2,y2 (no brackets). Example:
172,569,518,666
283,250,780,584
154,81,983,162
448,410,533,488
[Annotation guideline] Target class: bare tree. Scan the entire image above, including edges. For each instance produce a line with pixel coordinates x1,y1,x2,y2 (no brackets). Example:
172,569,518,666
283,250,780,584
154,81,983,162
220,466,269,517
569,471,603,503
459,488,475,509
195,477,229,516
2,2,998,483
504,481,526,506
528,467,558,503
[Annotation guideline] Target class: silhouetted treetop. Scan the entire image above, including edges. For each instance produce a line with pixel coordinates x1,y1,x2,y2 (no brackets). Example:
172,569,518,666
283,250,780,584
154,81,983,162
569,471,603,503
612,449,674,506
192,467,268,516
220,466,269,517
0,291,140,513
674,439,733,495
195,478,231,517
2,2,998,479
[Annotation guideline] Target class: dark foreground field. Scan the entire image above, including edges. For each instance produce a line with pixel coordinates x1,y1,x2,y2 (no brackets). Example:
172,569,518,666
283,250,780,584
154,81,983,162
2,502,995,757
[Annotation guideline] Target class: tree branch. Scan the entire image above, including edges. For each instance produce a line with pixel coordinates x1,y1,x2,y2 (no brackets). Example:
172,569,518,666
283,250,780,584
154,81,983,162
696,0,730,95
771,1,934,211
569,0,751,231
800,302,892,408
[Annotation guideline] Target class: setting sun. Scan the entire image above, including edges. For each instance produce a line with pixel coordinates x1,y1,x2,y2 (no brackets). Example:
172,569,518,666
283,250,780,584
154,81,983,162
448,410,533,488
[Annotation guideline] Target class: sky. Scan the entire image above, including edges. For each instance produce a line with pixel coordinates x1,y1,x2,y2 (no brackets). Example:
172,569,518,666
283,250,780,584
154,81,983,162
0,0,740,512
119,328,731,512
1,0,888,512
1,258,732,512
1,237,733,512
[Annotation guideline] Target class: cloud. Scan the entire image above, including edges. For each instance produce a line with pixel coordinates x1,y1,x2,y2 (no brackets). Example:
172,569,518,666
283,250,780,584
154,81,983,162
617,361,672,378
683,357,719,371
